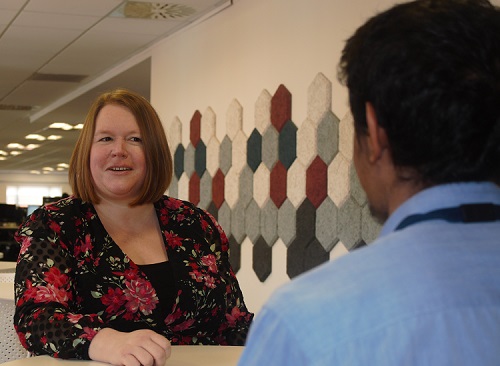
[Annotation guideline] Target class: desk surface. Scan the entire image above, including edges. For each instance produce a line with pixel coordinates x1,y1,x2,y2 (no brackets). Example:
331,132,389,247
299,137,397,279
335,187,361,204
2,346,244,366
0,261,16,270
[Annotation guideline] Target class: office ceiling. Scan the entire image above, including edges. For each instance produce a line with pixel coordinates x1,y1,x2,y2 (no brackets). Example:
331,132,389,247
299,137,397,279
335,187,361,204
0,0,231,174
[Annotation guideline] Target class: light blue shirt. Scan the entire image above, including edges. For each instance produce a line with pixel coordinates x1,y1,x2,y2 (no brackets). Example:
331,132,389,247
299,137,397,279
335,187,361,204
238,182,500,365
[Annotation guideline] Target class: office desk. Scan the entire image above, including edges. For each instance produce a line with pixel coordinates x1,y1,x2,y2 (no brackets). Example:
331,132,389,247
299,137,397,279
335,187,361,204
2,346,244,366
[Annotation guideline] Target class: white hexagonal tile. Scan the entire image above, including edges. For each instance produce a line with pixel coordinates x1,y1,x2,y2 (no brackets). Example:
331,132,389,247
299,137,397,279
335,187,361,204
232,130,247,173
297,118,318,166
225,168,240,208
201,107,216,142
255,89,272,134
307,72,332,126
253,164,270,208
339,111,354,159
328,153,350,207
168,116,183,148
226,99,243,140
177,172,189,201
287,159,306,207
206,137,220,177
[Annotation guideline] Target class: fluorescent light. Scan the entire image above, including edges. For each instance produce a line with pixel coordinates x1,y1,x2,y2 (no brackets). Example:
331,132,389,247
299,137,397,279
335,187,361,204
7,143,24,149
49,122,73,130
25,144,40,150
47,135,62,140
57,163,70,168
10,151,22,156
25,134,46,141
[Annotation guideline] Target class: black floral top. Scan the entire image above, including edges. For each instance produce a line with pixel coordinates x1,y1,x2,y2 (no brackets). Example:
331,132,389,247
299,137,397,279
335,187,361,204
13,196,253,359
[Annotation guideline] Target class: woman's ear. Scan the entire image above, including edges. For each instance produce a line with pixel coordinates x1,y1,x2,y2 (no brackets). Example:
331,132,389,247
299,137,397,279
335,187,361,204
365,102,389,164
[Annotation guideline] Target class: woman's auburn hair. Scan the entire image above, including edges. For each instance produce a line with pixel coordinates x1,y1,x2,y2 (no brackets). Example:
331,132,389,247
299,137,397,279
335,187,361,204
68,88,173,206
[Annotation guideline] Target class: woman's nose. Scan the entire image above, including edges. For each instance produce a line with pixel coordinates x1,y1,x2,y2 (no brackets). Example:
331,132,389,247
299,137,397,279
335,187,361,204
111,139,127,157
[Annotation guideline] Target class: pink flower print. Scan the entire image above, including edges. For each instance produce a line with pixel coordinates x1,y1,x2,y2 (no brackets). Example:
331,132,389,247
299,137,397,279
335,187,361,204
189,270,203,283
44,267,68,288
101,287,126,313
81,234,93,254
204,275,216,289
67,314,84,324
171,318,195,332
19,236,32,255
35,284,70,306
225,306,246,327
123,278,158,315
81,327,98,340
201,254,217,273
165,231,183,248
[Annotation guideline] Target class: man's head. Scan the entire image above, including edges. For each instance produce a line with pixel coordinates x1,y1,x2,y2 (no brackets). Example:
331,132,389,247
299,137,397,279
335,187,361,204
338,0,500,188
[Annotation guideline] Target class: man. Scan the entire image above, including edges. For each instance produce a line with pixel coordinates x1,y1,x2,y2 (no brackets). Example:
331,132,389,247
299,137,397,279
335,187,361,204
238,0,500,364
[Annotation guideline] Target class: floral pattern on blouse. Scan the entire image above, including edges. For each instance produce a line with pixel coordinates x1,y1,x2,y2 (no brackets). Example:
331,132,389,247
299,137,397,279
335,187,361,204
14,196,253,359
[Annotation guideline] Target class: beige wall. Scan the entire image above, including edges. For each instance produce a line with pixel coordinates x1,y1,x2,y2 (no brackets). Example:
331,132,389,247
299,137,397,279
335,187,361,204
150,0,396,313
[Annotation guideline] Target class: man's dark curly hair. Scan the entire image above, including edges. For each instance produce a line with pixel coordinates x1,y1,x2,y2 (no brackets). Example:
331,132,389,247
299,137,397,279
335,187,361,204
338,0,500,185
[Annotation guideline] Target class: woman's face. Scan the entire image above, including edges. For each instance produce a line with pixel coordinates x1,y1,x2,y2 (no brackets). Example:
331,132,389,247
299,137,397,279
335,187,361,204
90,104,147,204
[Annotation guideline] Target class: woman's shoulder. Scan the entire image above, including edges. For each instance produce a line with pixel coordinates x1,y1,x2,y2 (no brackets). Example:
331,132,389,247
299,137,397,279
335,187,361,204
156,195,218,228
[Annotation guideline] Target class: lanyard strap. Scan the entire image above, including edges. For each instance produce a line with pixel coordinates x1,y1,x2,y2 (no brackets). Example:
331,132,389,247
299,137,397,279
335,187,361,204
395,203,500,231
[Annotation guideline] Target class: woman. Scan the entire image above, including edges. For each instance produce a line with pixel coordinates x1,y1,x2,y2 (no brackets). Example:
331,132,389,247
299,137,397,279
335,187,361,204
14,89,253,365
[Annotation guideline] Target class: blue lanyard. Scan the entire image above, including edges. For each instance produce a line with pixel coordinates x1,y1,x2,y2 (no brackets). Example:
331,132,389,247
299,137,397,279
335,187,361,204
395,203,500,231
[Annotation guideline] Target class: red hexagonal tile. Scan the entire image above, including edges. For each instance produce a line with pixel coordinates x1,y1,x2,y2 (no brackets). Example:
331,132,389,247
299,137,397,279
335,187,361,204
212,169,225,209
270,161,287,208
306,156,328,208
271,84,291,132
190,110,202,147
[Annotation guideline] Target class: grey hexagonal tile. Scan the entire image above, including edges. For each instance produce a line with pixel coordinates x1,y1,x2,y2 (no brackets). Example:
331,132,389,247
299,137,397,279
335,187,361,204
231,199,247,244
262,126,279,170
361,203,382,244
228,234,241,273
219,136,232,175
184,143,195,178
168,116,183,148
260,200,278,246
287,159,306,208
338,196,362,250
339,111,354,160
199,171,212,210
287,237,329,279
328,153,350,207
277,198,296,247
317,111,339,165
297,117,318,166
238,165,253,208
253,236,272,282
316,197,339,251
245,199,261,243
232,130,247,173
218,201,232,238
349,162,367,206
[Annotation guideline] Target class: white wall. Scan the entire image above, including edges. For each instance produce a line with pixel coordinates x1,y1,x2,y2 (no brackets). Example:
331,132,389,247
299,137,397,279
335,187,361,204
150,0,400,313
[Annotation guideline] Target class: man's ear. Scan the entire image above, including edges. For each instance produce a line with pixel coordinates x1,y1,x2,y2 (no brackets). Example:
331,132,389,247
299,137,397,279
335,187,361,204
365,102,389,163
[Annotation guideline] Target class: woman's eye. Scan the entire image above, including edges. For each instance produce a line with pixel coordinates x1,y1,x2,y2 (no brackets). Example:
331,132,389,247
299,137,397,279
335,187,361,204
130,137,142,143
98,137,112,142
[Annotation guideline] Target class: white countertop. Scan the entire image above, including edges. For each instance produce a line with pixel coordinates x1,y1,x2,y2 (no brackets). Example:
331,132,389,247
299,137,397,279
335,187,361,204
2,346,244,366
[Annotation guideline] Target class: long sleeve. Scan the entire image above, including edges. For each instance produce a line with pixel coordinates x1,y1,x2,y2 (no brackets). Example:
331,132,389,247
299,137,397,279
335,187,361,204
14,206,103,359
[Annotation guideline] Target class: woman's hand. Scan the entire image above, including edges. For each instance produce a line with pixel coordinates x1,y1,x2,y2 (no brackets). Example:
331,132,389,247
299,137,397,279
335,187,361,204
88,328,171,366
